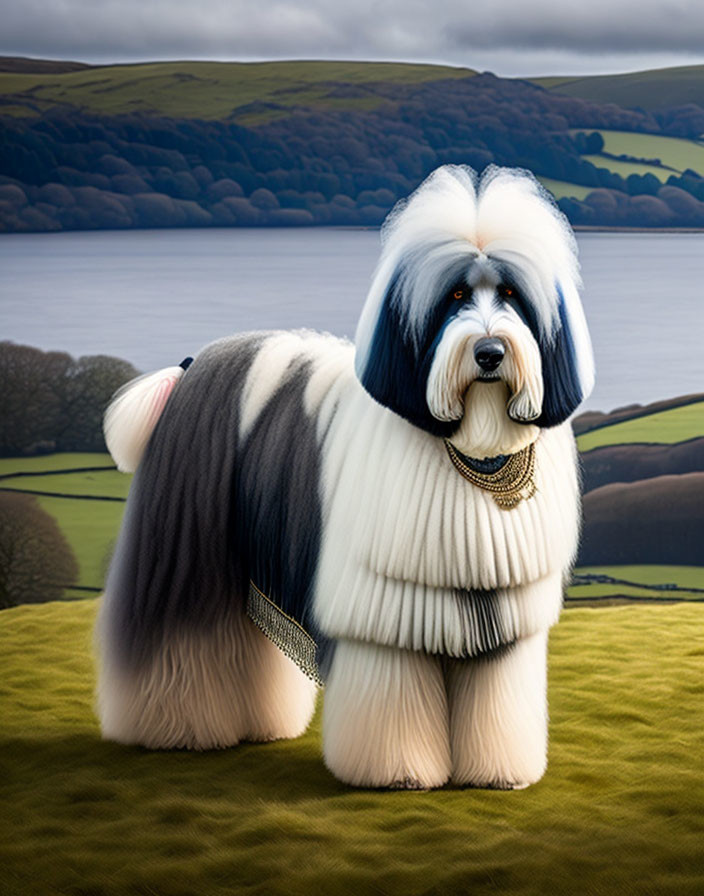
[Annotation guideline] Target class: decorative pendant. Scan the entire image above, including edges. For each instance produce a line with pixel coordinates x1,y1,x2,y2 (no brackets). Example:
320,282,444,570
444,439,537,510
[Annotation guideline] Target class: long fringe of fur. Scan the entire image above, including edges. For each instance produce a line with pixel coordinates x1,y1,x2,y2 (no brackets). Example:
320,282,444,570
97,164,592,790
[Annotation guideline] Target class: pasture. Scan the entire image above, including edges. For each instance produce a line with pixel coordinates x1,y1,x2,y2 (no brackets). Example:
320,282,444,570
576,130,704,180
1,598,701,895
576,400,704,452
536,65,704,111
0,60,475,120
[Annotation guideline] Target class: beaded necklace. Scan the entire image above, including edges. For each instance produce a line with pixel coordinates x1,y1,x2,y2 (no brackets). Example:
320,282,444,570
444,439,537,510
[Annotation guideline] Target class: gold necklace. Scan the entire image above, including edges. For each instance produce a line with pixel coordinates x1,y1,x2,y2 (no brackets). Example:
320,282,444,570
444,439,537,510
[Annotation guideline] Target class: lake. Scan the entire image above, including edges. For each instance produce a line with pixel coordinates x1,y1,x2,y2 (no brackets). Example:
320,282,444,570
2,227,704,413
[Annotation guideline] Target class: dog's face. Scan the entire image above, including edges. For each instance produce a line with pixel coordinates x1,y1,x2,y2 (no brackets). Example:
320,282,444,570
355,165,594,447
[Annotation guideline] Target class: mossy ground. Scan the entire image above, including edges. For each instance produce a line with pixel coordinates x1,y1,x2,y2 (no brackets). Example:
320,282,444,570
1,599,702,895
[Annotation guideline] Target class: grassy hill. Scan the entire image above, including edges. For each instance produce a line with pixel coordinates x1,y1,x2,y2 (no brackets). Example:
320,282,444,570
4,57,704,232
577,400,704,452
0,59,475,120
1,598,702,896
535,64,704,112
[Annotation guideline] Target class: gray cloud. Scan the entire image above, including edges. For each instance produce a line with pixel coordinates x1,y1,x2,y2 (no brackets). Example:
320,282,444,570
1,0,703,76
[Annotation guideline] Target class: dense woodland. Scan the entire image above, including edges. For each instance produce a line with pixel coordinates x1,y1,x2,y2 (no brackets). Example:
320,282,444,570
3,70,704,230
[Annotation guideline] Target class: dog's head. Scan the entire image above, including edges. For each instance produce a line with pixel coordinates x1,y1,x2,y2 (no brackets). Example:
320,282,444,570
355,165,594,450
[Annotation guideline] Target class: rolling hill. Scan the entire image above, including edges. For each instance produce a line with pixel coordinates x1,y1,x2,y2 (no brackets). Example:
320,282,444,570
0,59,476,121
534,64,704,113
3,58,704,232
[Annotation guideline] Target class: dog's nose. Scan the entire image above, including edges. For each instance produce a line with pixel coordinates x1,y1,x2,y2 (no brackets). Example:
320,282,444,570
474,338,505,373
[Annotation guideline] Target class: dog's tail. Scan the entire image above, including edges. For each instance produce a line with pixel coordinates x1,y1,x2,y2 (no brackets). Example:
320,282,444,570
104,357,193,473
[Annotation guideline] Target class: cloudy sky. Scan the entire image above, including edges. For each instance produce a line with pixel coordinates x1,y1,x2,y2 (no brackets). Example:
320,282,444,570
1,0,704,77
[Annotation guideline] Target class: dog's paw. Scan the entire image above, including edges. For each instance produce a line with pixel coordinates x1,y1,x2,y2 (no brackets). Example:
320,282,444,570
387,776,430,791
454,776,534,791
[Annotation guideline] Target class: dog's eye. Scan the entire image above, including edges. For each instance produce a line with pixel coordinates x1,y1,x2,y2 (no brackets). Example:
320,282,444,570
453,288,465,301
498,284,515,299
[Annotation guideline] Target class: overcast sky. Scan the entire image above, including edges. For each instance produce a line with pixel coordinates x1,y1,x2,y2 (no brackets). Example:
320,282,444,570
1,0,704,78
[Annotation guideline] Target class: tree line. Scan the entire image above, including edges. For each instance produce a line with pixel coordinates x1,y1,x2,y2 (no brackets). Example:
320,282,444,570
0,341,137,608
2,72,704,231
0,341,137,456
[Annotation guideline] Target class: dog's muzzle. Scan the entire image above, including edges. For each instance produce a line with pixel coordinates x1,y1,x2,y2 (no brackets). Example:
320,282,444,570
474,337,505,375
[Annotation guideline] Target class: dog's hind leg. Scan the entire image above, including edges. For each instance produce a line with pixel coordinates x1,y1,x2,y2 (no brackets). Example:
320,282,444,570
445,629,549,789
96,603,318,751
322,639,451,789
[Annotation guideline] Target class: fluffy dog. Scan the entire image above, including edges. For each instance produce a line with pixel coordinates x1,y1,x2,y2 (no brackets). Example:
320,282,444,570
97,165,594,790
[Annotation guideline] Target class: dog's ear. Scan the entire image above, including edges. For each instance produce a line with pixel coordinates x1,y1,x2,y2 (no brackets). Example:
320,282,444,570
535,282,594,428
354,270,453,436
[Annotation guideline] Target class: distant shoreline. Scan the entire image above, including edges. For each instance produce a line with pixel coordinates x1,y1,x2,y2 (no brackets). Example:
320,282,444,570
1,224,704,237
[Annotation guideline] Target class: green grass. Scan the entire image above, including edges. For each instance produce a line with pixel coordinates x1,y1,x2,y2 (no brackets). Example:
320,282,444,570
568,564,704,600
0,454,129,590
582,154,676,181
537,177,594,201
534,64,704,113
577,401,704,452
0,60,475,120
0,599,702,895
31,495,125,588
575,129,704,178
0,469,131,499
0,453,114,475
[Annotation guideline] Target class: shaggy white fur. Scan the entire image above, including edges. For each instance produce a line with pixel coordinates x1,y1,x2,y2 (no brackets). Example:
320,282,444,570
96,603,317,750
323,639,452,789
97,165,592,790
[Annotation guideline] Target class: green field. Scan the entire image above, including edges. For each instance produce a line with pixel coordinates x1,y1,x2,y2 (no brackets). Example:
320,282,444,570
577,401,704,452
0,453,114,475
35,495,125,591
582,155,675,181
0,454,129,590
568,564,704,600
575,130,704,179
0,60,475,120
537,177,594,201
1,599,701,896
535,64,704,113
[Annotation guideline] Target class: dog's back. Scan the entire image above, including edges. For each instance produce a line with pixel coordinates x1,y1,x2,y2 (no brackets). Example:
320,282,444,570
97,330,350,748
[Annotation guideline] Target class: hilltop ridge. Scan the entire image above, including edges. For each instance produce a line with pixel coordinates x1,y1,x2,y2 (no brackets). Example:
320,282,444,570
2,58,704,232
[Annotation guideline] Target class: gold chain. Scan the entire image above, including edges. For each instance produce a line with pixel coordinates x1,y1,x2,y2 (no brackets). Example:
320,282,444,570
444,440,537,510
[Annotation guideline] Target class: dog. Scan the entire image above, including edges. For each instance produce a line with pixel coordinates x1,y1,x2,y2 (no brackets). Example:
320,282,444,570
97,165,594,790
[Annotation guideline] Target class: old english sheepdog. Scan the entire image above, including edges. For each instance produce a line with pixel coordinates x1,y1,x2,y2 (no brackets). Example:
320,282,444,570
97,165,594,790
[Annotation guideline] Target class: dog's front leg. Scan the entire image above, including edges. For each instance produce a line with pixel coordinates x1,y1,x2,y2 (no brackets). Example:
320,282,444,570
322,639,452,789
445,629,549,789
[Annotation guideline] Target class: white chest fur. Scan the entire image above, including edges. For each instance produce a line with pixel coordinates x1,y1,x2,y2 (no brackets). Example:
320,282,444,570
312,366,580,656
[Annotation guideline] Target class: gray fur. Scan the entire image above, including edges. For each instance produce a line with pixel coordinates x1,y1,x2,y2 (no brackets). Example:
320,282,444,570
103,332,325,672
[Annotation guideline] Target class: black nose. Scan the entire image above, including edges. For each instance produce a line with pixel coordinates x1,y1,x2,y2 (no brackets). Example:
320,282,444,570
474,337,505,372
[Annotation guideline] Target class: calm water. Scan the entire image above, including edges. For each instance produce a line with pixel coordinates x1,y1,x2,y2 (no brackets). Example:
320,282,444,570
2,227,704,413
